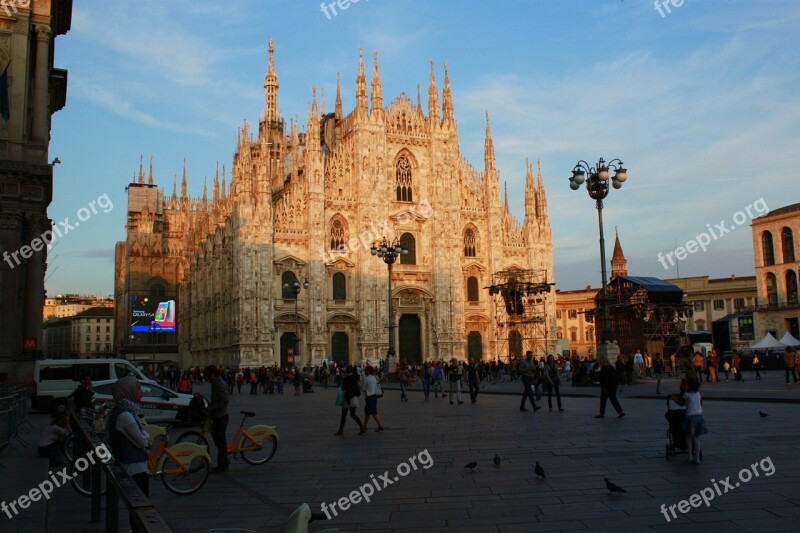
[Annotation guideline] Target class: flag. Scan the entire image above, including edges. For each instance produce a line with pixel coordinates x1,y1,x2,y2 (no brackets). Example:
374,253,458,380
0,61,10,121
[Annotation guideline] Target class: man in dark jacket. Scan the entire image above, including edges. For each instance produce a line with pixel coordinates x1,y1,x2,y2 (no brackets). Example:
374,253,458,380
206,365,230,471
596,356,625,419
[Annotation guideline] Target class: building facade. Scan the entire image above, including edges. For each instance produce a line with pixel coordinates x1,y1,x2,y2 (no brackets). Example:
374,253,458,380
554,286,598,358
750,203,800,340
0,0,71,380
665,275,757,331
43,306,115,358
43,294,114,321
114,43,556,368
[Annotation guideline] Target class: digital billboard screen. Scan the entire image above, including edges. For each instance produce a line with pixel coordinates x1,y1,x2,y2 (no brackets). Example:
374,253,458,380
130,296,176,333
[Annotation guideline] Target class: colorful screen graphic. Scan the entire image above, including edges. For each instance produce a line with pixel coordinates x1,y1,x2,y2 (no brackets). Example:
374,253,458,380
130,296,177,333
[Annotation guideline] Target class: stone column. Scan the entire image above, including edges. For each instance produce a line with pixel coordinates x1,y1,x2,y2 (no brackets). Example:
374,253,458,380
32,25,52,143
24,215,48,351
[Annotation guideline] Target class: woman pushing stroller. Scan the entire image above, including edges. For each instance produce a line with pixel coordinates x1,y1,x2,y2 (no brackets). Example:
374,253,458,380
669,377,708,464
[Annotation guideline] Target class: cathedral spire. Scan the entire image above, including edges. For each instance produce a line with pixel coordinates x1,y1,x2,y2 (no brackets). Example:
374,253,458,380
213,163,220,204
484,111,495,171
525,158,535,219
503,181,509,212
171,174,177,202
320,86,325,116
370,50,383,117
137,155,144,184
307,87,321,152
264,38,279,124
221,165,227,201
202,175,208,206
428,61,439,124
536,159,548,219
180,159,187,200
356,48,368,115
417,83,422,113
442,62,454,126
335,72,343,119
148,155,154,185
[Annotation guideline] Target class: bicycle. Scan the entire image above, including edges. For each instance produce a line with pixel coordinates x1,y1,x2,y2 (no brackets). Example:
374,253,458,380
177,410,278,465
71,422,211,496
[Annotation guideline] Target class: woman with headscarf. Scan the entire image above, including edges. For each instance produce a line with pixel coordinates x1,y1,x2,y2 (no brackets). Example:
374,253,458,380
108,377,150,499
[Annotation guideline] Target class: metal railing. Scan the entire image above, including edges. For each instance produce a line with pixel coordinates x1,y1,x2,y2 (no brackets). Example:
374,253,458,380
68,409,173,532
0,385,34,461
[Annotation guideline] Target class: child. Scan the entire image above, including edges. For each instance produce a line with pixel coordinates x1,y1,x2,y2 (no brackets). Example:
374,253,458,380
38,411,70,467
670,378,707,464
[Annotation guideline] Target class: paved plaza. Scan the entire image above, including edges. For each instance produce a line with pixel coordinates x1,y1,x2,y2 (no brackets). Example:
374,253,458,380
2,372,799,532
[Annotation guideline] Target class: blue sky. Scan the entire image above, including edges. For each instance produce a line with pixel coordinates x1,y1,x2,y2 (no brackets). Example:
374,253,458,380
47,0,800,296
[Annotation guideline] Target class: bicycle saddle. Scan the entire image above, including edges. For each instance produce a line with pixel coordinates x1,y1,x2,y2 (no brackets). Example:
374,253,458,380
240,411,256,417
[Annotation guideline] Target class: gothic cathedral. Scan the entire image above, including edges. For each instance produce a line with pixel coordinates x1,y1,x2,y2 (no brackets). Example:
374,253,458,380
114,41,556,369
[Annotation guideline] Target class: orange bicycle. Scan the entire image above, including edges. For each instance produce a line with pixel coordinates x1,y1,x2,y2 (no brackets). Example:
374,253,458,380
177,410,278,465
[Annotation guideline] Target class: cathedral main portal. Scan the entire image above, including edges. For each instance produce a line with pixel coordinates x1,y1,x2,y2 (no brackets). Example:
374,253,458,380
398,314,422,363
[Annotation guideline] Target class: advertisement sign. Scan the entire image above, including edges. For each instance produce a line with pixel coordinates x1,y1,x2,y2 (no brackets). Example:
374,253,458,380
738,314,755,341
131,296,177,333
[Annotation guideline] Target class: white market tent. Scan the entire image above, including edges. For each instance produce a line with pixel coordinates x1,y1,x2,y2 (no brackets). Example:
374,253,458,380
779,332,800,347
749,332,787,350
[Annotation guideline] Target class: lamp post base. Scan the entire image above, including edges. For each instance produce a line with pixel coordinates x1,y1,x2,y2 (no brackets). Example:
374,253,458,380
596,341,620,365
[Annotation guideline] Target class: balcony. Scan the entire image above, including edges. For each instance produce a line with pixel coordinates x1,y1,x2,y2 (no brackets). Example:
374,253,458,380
752,295,800,311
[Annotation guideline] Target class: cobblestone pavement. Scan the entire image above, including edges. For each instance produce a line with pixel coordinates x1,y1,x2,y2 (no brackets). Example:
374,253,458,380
2,374,798,532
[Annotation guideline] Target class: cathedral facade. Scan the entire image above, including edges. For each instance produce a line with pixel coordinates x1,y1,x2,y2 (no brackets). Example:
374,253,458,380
114,42,556,369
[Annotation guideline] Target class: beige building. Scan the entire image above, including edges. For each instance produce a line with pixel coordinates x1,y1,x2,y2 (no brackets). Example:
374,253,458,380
0,1,71,380
43,307,115,358
555,286,598,358
115,43,556,369
665,275,757,332
43,294,114,321
750,203,800,339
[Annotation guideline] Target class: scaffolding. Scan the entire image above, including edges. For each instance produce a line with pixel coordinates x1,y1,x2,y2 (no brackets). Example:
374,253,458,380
488,269,554,360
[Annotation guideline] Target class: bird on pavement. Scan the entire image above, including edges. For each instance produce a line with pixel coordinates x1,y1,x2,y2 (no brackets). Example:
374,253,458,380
605,478,626,494
493,454,502,467
534,461,546,479
464,461,478,471
759,410,769,420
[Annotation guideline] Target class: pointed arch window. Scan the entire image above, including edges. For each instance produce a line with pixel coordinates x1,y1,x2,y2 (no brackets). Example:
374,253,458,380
762,231,775,266
400,232,416,265
330,219,346,251
395,155,413,202
464,228,477,257
782,227,795,263
467,276,479,302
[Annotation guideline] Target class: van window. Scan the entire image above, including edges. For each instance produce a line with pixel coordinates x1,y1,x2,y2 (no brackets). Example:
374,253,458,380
39,364,111,382
114,363,136,379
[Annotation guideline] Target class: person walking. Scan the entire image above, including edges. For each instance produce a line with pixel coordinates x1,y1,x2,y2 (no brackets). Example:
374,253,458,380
398,363,410,402
178,372,192,394
107,377,150,532
595,356,625,419
544,354,563,411
467,362,480,404
422,362,432,400
784,347,798,385
433,363,445,399
448,359,464,405
205,365,230,472
670,377,707,464
361,365,385,432
335,366,364,435
518,351,541,412
654,354,665,395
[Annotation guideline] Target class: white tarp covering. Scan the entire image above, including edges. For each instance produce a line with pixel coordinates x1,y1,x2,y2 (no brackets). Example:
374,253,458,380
749,332,787,350
778,332,800,347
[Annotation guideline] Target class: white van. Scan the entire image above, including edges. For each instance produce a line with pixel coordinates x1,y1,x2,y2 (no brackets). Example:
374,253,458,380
32,358,152,411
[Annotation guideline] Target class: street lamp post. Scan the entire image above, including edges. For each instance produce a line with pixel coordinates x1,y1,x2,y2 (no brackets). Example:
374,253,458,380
568,157,628,363
283,278,310,367
370,237,408,370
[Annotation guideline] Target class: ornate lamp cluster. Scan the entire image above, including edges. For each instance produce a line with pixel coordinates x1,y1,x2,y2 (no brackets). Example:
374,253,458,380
283,278,309,366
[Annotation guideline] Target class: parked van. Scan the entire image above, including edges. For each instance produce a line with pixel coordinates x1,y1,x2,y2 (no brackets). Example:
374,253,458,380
32,358,152,411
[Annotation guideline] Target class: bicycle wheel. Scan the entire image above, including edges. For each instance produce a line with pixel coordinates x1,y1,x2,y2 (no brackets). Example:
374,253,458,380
176,430,210,451
63,431,77,462
69,457,107,497
160,453,209,495
240,433,278,465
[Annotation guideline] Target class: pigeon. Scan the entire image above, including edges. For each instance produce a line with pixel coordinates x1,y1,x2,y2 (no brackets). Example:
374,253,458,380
759,411,768,420
464,461,478,471
605,478,626,494
534,461,546,479
493,454,502,467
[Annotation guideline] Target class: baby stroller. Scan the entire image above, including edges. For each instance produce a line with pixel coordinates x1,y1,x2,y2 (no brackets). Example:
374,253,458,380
664,396,703,460
302,377,313,393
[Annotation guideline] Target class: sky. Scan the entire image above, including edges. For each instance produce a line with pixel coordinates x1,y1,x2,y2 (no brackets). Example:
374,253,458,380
46,0,800,297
